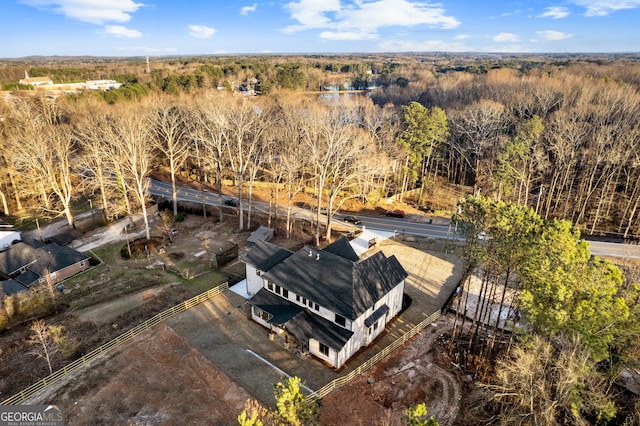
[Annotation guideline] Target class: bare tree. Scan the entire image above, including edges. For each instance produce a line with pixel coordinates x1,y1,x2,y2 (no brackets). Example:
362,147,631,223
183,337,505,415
105,104,155,240
270,95,311,237
27,320,59,375
148,97,192,216
222,96,270,231
191,91,229,223
301,102,370,243
75,109,121,220
6,96,77,227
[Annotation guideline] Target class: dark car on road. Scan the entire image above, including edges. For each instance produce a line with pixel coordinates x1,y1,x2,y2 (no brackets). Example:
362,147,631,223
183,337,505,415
385,209,406,218
223,198,238,207
343,215,362,225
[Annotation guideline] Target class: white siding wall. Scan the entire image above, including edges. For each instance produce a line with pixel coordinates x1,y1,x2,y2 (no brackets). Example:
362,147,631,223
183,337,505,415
0,231,20,250
309,338,338,367
245,264,264,296
250,272,406,370
337,279,406,365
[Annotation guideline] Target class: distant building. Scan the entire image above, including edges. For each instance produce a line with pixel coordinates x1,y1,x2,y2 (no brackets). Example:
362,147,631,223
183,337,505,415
16,72,121,92
85,80,122,90
19,71,53,87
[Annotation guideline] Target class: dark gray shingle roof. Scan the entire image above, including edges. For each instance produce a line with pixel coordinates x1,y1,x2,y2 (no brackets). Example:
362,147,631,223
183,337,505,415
285,311,354,351
321,236,359,262
247,288,304,324
1,279,29,296
262,246,407,320
0,241,89,286
242,240,293,272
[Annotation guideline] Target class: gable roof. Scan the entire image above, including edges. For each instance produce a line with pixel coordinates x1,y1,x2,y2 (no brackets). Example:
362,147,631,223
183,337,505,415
322,236,359,262
242,240,293,272
261,245,407,320
249,288,304,324
0,241,89,285
247,288,354,351
285,310,354,351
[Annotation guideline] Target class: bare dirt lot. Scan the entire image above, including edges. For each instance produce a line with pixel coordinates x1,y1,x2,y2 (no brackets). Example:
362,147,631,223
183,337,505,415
30,323,254,426
320,315,463,426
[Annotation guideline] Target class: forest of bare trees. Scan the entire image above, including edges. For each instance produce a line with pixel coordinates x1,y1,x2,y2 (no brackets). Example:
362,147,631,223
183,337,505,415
3,57,640,240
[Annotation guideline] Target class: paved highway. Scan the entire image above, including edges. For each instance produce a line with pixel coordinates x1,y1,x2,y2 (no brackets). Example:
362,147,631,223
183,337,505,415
149,179,640,259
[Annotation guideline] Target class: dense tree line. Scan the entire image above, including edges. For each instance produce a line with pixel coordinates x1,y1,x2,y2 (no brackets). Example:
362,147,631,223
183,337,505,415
451,195,640,423
3,56,640,238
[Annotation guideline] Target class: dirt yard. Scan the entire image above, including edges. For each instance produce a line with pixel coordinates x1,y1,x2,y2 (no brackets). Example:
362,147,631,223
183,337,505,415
320,315,464,426
29,323,254,426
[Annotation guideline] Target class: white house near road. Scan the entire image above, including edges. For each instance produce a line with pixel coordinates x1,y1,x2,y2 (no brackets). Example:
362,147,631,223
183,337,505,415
0,220,20,251
242,237,407,369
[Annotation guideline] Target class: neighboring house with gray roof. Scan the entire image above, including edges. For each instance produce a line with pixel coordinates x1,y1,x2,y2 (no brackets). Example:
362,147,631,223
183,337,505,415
244,237,407,369
0,241,90,295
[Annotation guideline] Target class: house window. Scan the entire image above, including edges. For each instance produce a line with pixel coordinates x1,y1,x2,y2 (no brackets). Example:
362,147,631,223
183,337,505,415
254,306,271,322
296,295,300,302
335,314,346,327
256,269,261,276
302,297,307,305
275,285,281,294
319,343,329,357
282,288,289,298
267,282,274,291
79,260,85,268
314,303,320,311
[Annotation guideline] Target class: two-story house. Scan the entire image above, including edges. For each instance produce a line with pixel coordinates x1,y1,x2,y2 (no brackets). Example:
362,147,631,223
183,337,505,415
243,237,407,369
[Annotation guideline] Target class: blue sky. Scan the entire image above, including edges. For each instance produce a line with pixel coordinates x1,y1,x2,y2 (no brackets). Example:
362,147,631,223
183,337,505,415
1,0,639,57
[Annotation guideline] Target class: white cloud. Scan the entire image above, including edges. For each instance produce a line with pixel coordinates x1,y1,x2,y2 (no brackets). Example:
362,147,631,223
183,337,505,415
493,32,518,42
283,0,341,33
539,6,570,18
104,25,142,38
454,34,470,40
536,30,574,40
572,0,640,16
188,24,217,38
240,3,257,15
22,0,144,25
378,39,471,52
283,0,460,39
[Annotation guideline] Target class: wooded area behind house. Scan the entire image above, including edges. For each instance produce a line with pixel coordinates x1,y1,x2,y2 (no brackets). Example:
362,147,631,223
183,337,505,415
2,54,640,241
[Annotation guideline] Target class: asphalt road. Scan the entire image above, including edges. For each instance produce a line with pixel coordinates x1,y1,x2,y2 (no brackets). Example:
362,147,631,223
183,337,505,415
149,179,640,259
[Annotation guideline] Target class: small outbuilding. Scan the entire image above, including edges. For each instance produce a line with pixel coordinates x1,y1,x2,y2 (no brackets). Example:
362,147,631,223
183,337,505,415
247,226,274,245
